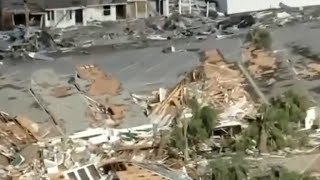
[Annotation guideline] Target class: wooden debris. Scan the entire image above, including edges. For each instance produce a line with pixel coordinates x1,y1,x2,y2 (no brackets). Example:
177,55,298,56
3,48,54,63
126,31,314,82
108,104,127,120
298,62,320,78
50,86,73,98
15,116,47,141
245,47,277,78
116,163,166,180
308,63,320,73
201,49,254,113
150,48,256,124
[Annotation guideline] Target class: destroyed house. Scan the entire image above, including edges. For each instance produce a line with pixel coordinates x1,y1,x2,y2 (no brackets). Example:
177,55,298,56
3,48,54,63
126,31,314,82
0,0,28,30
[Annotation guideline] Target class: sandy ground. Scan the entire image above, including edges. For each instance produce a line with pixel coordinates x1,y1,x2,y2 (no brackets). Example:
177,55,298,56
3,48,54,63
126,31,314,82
2,21,320,124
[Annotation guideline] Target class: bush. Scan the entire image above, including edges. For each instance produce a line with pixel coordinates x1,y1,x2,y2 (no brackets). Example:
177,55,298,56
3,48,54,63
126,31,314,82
245,27,272,50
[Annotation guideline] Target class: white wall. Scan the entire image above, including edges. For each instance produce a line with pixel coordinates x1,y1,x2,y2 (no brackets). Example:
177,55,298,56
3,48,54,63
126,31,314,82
218,0,320,14
164,0,169,16
84,5,117,22
44,13,55,27
45,9,77,28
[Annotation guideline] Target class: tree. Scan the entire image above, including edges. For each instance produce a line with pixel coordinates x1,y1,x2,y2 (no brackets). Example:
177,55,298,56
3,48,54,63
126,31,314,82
241,90,310,153
209,154,249,180
257,90,310,153
245,27,272,50
187,98,217,145
267,167,317,180
169,98,217,159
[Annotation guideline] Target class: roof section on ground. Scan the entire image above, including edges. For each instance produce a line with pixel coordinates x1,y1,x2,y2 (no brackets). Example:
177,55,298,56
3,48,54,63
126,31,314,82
30,69,90,135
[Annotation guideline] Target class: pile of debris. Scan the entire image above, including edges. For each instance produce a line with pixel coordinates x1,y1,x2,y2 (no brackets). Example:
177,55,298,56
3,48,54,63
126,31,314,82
0,107,188,179
198,49,256,120
299,62,320,79
146,49,256,129
75,64,149,129
0,25,56,61
245,47,277,79
0,112,51,179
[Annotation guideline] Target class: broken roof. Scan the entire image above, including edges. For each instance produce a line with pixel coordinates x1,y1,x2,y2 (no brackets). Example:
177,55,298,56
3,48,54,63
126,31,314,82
30,69,91,135
39,0,85,9
75,64,150,129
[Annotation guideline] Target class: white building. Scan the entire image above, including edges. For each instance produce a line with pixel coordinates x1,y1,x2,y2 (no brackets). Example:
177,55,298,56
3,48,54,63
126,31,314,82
33,0,139,28
215,0,320,15
84,0,127,22
35,0,86,28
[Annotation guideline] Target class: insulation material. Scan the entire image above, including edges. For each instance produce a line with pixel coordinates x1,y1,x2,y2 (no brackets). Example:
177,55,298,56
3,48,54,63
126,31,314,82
76,64,120,96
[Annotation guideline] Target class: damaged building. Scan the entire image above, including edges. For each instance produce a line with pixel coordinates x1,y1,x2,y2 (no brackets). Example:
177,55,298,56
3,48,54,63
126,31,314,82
1,0,148,29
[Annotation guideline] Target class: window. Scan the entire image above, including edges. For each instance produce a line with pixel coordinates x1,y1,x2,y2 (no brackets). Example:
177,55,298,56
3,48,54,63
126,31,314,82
66,10,72,20
77,169,90,180
87,165,101,180
67,172,77,180
103,5,111,16
47,11,55,21
137,2,146,14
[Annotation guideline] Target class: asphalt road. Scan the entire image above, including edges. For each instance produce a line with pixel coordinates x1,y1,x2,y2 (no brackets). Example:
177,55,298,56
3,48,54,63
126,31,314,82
2,21,320,122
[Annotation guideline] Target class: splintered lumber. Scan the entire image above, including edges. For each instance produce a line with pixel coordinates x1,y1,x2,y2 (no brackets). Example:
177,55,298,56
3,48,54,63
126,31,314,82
308,63,320,73
151,82,183,115
245,47,277,78
199,49,256,116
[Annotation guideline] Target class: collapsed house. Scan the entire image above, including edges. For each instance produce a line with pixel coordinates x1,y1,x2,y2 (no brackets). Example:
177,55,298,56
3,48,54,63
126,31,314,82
146,48,256,135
